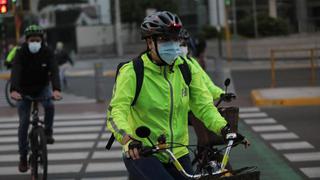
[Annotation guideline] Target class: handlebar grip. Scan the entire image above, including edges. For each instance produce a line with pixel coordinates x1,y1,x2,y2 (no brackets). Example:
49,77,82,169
139,146,154,157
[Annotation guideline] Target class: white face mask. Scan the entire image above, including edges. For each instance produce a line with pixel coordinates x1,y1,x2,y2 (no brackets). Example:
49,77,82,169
28,42,42,54
180,46,188,56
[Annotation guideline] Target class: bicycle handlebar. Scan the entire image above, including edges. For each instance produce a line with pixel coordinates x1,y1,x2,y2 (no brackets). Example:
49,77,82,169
21,95,62,101
136,137,238,179
215,93,236,107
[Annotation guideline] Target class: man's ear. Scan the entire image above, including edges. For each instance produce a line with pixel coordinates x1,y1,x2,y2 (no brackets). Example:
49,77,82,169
146,38,154,50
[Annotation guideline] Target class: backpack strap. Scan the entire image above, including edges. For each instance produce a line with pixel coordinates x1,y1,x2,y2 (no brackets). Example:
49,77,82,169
131,57,144,106
105,134,115,150
113,57,144,106
106,56,143,150
178,56,191,86
115,61,129,80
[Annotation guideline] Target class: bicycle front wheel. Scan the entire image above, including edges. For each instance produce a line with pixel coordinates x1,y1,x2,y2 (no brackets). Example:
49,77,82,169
30,128,48,180
5,80,17,107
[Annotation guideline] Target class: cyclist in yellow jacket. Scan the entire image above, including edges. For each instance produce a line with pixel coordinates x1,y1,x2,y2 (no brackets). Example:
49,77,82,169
107,11,238,180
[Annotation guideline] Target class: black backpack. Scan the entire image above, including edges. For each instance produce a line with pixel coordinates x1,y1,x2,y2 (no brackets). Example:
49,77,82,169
106,55,191,149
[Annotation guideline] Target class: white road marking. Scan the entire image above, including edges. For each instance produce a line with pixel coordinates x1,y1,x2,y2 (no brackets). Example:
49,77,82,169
252,125,287,132
0,152,89,162
49,142,95,150
54,126,102,133
244,118,276,124
284,152,320,162
300,167,320,178
92,150,123,159
271,141,314,150
0,133,102,143
0,119,104,129
0,126,102,136
48,164,83,174
239,112,268,118
239,107,260,113
0,113,105,122
55,133,102,141
54,120,104,126
0,142,95,152
260,132,299,140
86,162,126,172
97,141,122,148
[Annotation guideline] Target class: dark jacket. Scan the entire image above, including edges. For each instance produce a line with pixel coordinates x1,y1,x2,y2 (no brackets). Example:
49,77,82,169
55,50,73,66
10,42,61,95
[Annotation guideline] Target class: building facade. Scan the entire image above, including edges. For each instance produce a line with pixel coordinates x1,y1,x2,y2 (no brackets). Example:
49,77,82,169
207,0,320,35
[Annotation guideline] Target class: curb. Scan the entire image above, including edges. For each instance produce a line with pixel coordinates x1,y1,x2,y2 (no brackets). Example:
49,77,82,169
0,73,10,80
66,70,116,77
251,88,320,106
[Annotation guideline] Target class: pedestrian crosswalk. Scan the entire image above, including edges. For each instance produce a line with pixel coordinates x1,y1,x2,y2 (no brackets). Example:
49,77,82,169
240,107,320,179
0,90,96,108
0,113,127,179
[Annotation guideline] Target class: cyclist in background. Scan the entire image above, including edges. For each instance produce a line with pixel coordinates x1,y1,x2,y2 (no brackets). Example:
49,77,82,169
10,25,61,173
54,41,74,89
107,11,239,180
179,28,224,100
179,28,228,151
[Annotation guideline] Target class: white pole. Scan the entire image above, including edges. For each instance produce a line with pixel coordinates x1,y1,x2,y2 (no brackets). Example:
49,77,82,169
268,0,277,18
114,0,123,56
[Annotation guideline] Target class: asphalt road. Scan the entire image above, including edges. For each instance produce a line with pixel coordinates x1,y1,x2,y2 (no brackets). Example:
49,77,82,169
232,68,320,179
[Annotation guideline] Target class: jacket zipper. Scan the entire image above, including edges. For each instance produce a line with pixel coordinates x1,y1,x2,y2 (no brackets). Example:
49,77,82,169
163,66,174,152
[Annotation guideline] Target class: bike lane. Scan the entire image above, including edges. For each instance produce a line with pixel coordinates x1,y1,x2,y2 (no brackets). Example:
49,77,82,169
231,119,304,180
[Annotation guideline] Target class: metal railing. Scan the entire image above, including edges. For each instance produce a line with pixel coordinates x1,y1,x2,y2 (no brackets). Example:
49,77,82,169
270,48,319,87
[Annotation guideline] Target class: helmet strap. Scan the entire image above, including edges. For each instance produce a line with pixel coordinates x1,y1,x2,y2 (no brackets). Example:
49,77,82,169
152,36,166,66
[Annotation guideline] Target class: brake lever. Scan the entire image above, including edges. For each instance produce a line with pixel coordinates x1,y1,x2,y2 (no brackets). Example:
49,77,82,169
241,139,251,148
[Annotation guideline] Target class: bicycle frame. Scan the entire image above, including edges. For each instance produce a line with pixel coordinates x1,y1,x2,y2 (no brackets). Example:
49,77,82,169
145,134,237,179
23,96,48,180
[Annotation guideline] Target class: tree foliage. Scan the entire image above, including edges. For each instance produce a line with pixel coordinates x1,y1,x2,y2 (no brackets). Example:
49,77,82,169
237,13,289,38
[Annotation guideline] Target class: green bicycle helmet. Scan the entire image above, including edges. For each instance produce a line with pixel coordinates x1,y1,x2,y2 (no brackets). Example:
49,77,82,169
24,25,44,39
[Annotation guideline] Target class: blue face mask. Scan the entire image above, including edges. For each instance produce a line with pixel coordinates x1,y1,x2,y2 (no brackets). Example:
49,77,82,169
157,41,181,65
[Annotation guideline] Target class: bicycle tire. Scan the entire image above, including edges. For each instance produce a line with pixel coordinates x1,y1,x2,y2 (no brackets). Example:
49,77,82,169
5,80,17,107
30,127,48,180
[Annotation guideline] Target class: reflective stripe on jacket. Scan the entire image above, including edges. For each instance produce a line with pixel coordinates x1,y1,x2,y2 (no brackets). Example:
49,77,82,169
107,53,227,162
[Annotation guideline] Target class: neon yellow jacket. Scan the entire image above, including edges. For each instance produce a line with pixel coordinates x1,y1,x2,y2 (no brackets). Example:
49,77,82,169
107,53,227,162
185,56,224,100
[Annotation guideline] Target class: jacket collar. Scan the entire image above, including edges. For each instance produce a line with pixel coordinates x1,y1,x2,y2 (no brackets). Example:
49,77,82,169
141,52,184,73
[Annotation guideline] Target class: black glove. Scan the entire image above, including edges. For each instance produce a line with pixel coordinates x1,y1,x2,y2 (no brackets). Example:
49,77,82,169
128,140,142,150
220,93,236,102
221,125,245,144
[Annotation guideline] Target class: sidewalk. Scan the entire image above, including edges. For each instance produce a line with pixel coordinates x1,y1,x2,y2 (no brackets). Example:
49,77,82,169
210,58,320,107
251,87,320,106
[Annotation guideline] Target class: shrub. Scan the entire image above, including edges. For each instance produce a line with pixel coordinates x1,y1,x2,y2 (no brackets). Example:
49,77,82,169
237,13,289,38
